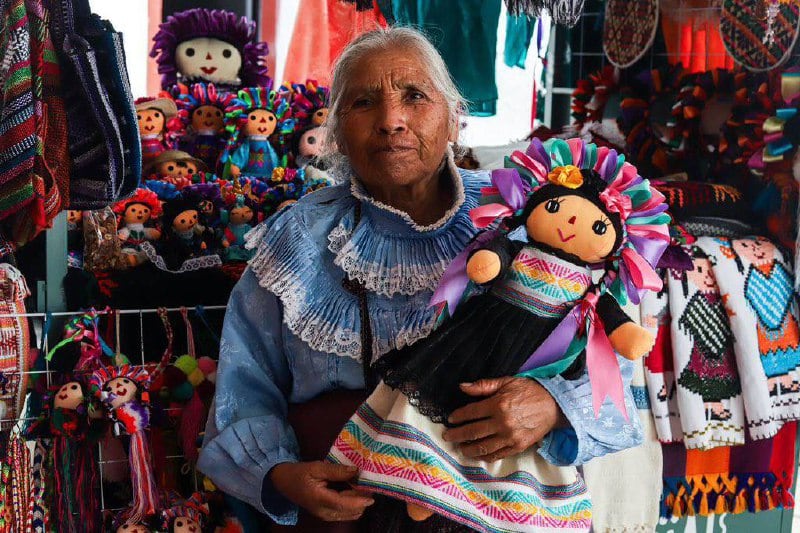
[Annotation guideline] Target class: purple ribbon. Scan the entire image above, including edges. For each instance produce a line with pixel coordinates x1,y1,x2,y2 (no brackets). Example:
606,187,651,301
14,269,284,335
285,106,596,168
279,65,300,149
493,168,530,210
429,230,499,313
518,305,582,372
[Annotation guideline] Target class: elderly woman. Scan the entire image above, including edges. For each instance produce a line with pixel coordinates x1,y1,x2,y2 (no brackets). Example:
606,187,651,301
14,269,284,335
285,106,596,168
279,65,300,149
198,27,643,531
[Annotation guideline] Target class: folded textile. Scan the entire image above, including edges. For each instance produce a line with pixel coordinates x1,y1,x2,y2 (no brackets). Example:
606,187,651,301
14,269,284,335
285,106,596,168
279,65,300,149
695,236,800,440
681,217,756,239
661,421,796,518
666,246,745,450
654,182,746,222
642,278,683,443
583,354,662,532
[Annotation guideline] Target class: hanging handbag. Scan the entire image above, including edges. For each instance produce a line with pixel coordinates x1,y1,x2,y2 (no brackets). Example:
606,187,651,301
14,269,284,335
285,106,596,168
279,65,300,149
45,0,141,209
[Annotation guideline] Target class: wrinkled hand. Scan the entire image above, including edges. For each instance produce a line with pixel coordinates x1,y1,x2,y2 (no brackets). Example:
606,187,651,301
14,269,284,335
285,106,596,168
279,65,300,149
442,377,564,462
270,461,374,522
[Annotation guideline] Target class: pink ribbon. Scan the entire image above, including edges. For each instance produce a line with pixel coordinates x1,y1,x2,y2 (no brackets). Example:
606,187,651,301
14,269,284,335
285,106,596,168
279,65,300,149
470,204,515,229
599,186,633,220
579,293,628,420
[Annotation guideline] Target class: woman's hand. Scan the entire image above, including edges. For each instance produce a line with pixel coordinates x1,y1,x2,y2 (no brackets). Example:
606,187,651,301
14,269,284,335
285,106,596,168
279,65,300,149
442,377,565,462
270,461,375,522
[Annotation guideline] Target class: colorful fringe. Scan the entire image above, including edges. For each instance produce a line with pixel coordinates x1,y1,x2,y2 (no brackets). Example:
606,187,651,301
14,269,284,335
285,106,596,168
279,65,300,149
661,422,797,518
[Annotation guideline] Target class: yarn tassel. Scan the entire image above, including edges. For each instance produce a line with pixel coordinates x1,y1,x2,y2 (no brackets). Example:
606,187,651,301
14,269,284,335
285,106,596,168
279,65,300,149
547,0,585,27
179,391,205,463
122,431,159,525
52,438,76,533
75,443,99,533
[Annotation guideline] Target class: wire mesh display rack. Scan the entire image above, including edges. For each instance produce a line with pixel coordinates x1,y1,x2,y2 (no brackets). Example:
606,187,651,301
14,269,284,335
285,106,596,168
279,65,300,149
0,303,228,524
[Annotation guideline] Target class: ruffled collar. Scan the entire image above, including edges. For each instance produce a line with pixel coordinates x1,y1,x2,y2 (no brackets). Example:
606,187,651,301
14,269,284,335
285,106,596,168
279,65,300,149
329,156,483,297
245,166,490,360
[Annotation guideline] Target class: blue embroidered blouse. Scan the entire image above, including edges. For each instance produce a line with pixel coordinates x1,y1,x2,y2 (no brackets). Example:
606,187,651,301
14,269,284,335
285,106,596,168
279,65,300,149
198,163,643,525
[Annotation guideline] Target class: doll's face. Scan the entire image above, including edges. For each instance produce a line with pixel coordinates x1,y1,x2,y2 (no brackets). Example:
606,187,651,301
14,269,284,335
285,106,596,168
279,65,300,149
192,105,224,133
526,194,618,264
124,203,152,225
173,210,199,232
229,206,253,224
158,160,199,179
312,107,329,126
173,517,200,533
686,258,718,292
732,238,774,266
116,524,150,533
176,37,242,84
244,109,277,137
103,377,138,408
298,126,327,158
67,210,83,224
137,108,165,136
54,381,84,410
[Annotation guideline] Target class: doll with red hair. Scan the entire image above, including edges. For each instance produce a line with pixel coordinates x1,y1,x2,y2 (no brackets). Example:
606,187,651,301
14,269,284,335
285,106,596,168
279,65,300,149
112,189,164,267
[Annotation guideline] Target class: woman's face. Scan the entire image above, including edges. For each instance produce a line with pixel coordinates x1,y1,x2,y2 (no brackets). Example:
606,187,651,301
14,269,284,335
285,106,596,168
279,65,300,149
526,194,618,263
336,47,456,191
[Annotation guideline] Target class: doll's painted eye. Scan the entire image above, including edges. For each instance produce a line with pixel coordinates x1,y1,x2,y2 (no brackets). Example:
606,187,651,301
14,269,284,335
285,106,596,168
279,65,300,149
188,168,194,174
222,49,232,59
215,110,222,117
307,136,316,145
592,220,608,235
136,114,141,121
268,115,275,122
544,199,560,213
185,47,195,57
154,111,161,119
167,165,175,172
103,385,111,392
249,114,257,121
71,384,78,390
122,378,131,385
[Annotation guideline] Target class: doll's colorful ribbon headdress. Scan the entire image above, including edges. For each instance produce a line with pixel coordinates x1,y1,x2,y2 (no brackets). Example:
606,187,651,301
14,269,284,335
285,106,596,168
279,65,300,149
749,69,800,171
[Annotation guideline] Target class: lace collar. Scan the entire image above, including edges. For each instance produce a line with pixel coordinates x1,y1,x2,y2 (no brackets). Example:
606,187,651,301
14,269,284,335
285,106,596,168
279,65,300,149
329,157,485,297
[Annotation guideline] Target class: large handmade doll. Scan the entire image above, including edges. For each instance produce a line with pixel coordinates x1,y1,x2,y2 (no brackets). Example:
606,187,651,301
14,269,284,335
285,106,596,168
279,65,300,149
149,8,271,91
329,138,671,532
220,87,294,179
173,82,235,171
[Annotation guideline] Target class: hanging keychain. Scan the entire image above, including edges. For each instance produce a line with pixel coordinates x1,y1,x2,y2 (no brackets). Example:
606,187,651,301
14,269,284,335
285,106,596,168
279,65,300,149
91,308,174,528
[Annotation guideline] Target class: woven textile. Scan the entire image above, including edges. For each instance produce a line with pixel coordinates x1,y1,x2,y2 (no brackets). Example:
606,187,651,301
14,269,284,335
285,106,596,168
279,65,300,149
603,0,658,68
721,0,800,72
329,386,592,533
695,236,800,440
0,264,29,437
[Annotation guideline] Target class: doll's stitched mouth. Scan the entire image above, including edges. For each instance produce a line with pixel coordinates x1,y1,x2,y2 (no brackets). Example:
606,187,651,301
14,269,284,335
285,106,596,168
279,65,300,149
257,127,268,134
557,229,575,242
115,387,127,397
201,66,217,75
144,125,154,132
204,120,214,127
58,394,68,400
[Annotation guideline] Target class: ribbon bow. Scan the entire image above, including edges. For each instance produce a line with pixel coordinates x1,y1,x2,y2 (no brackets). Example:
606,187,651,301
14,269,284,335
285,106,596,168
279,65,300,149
546,165,583,189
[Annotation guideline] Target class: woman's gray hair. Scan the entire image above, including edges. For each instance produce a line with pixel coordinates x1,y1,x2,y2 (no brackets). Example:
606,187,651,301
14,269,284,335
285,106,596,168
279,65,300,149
322,26,466,181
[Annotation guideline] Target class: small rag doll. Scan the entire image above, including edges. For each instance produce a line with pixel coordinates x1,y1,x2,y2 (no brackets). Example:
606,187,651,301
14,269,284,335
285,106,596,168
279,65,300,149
220,195,255,262
145,150,209,185
329,138,671,532
67,210,85,269
136,97,179,165
91,310,174,527
112,189,164,267
293,125,332,183
150,8,271,91
160,492,210,533
221,87,294,179
173,82,236,171
150,191,221,273
26,379,101,533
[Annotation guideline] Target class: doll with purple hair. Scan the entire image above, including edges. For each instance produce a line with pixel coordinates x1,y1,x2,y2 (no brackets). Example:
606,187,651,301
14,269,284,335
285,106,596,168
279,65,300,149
150,8,271,91
173,82,236,171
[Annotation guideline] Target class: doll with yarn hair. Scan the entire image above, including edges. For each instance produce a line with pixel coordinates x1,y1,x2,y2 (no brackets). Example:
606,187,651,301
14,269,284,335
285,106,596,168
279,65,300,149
113,189,163,267
173,82,236,171
329,138,671,532
136,97,180,165
160,492,210,533
289,79,330,129
221,87,294,180
26,378,101,532
220,194,256,262
91,310,174,527
150,8,271,90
